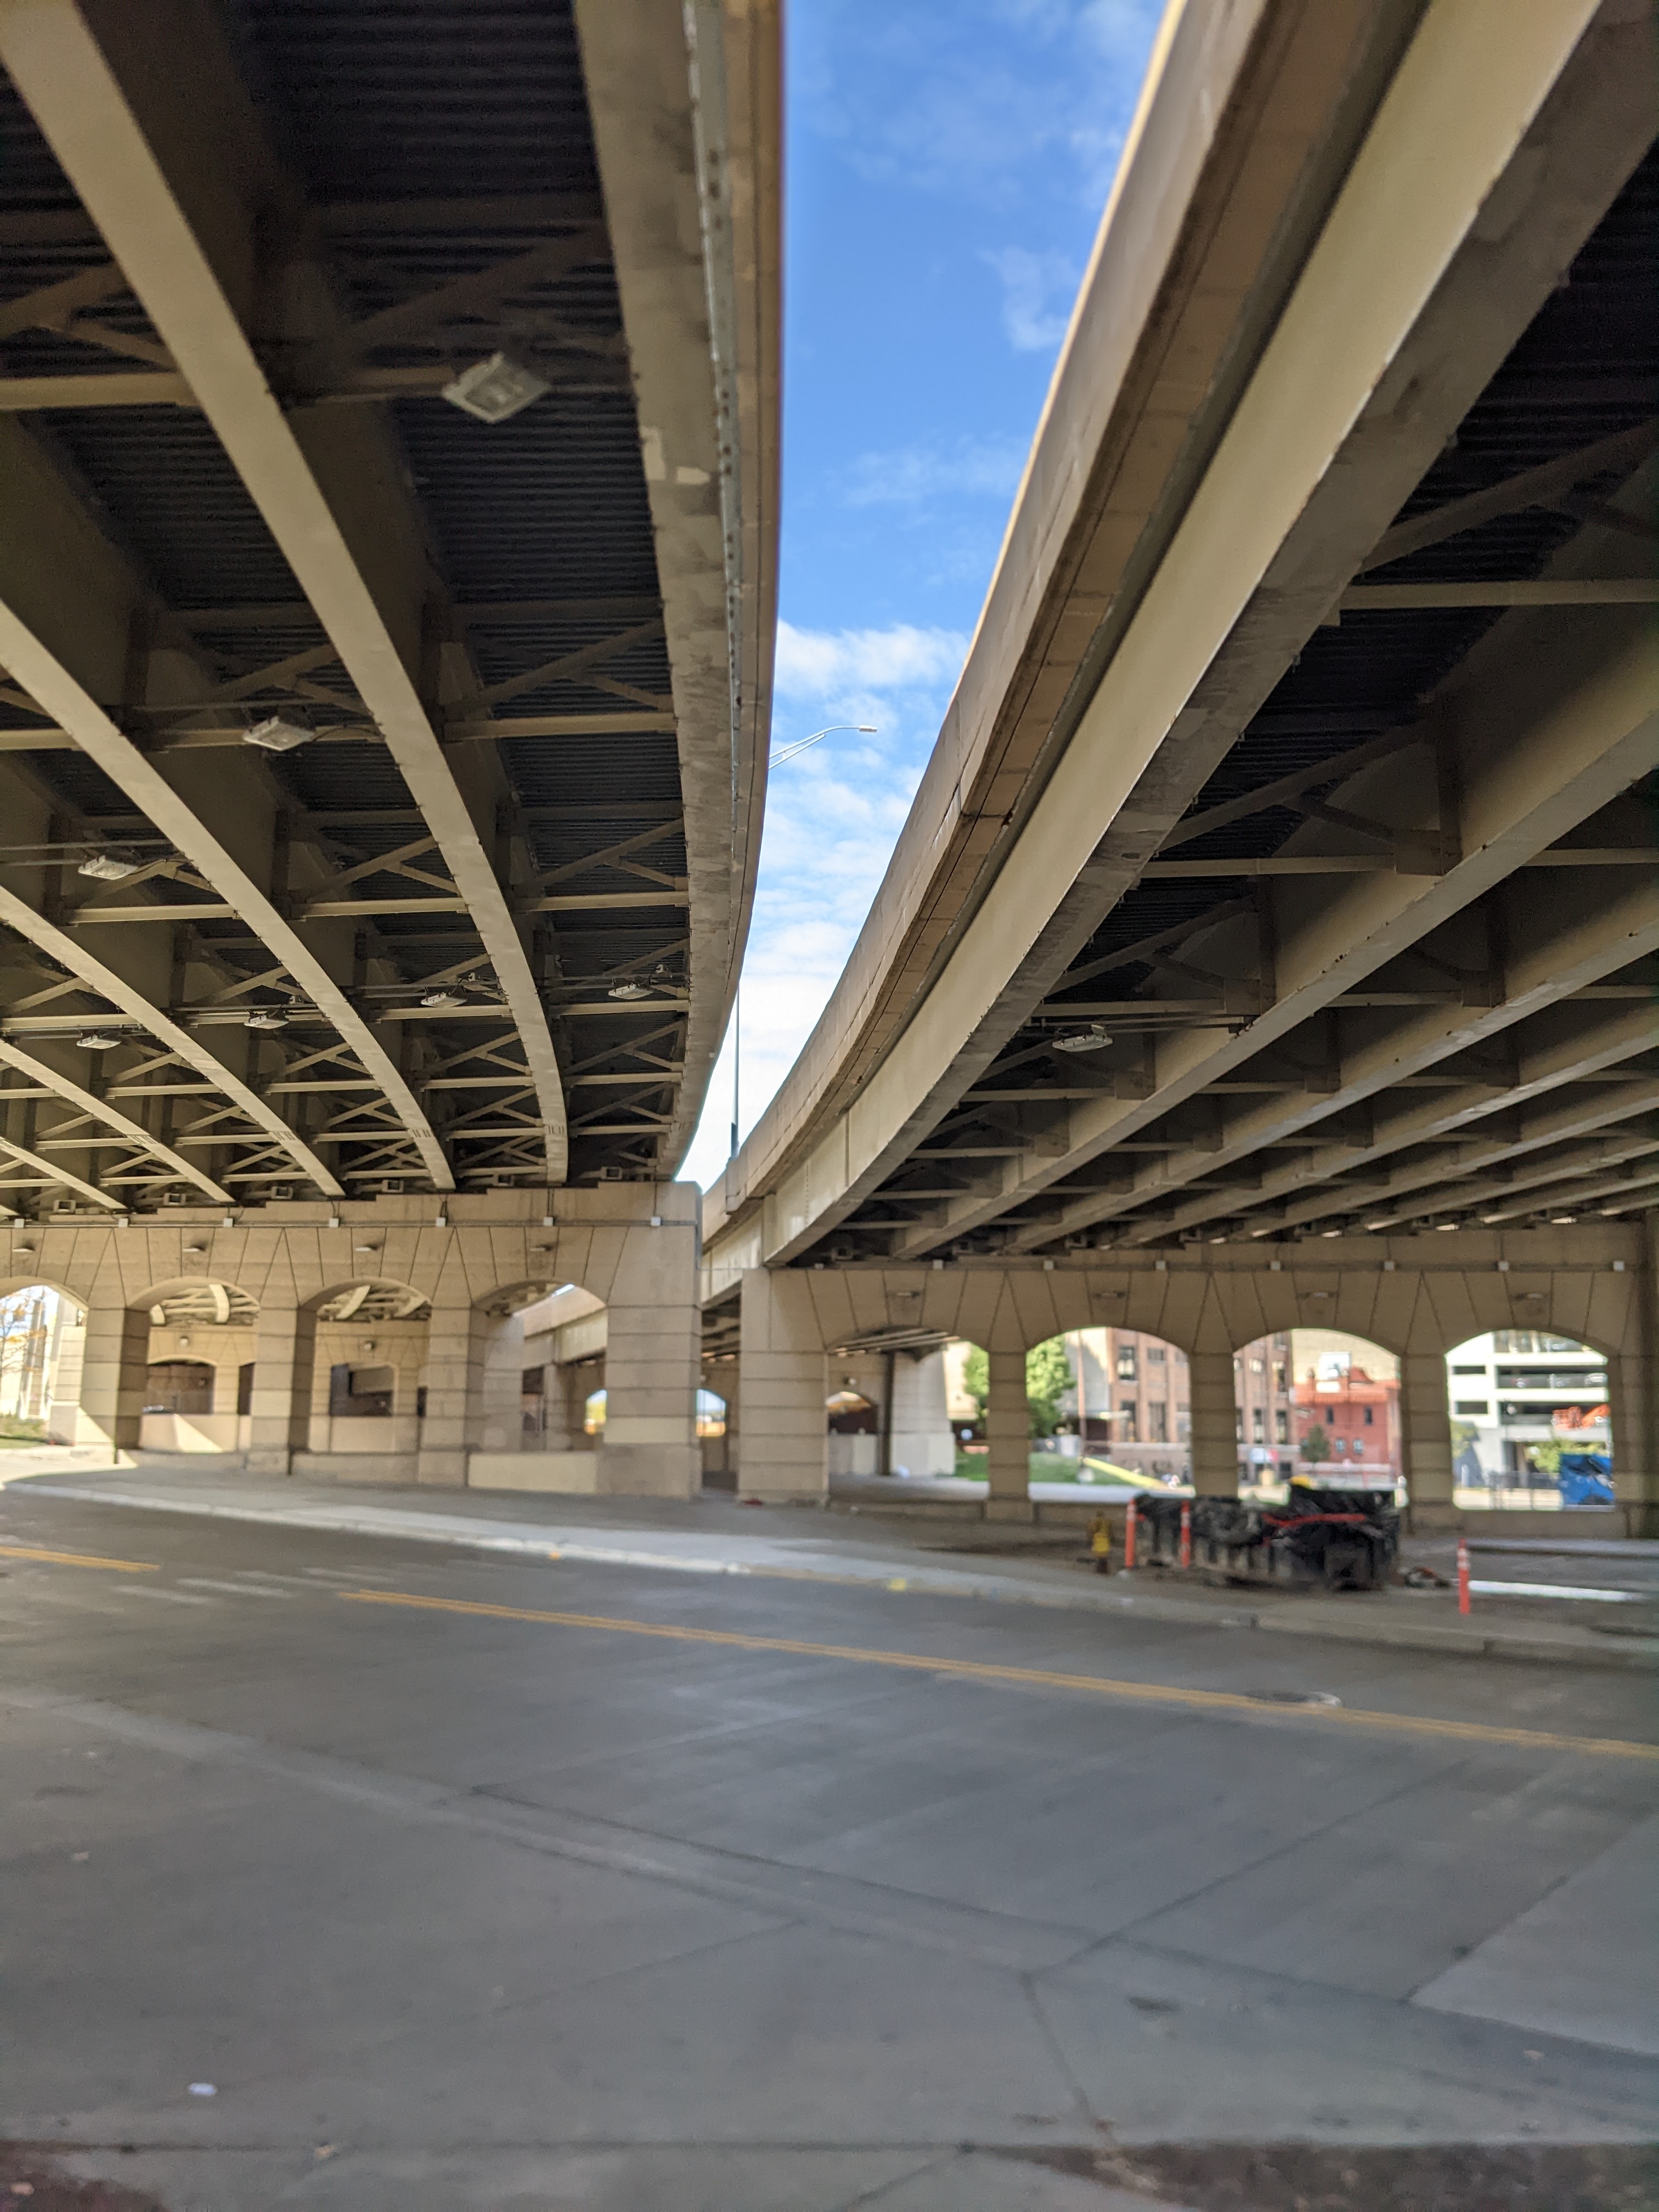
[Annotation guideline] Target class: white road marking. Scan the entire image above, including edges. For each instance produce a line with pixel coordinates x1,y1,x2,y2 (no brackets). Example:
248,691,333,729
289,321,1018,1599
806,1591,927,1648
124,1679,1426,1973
177,1578,291,1600
1469,1579,1646,1604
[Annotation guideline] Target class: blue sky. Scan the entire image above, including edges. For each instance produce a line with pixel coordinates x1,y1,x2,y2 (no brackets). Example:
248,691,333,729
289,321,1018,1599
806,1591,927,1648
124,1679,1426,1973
680,0,1164,1187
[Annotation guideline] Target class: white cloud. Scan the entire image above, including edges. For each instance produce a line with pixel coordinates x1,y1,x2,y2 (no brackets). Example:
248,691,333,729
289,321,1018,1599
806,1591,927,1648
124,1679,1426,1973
774,618,968,699
678,621,967,1189
982,245,1080,353
798,0,1163,216
842,435,1026,509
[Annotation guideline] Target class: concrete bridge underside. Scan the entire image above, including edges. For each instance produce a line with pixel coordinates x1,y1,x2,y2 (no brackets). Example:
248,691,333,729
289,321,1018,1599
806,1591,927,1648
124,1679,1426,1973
703,0,1658,1532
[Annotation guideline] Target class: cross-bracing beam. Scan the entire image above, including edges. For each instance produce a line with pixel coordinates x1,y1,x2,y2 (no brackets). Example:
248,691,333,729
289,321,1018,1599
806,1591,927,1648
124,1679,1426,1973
0,0,569,1181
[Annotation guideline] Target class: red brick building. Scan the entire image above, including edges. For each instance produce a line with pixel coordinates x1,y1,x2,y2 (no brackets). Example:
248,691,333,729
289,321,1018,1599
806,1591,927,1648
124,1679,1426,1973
1290,1351,1401,1483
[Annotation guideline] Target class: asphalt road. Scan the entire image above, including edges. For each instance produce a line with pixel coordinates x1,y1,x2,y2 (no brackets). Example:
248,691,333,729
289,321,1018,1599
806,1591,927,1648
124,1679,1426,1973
3,1487,1656,2212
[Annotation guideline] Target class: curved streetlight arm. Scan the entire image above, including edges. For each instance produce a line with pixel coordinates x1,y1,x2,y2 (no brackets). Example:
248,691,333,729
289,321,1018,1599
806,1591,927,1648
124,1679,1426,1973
769,722,877,769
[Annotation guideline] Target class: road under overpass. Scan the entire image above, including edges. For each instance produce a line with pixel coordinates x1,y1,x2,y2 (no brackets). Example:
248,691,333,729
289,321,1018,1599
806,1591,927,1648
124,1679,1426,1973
703,0,1658,1533
0,0,778,1494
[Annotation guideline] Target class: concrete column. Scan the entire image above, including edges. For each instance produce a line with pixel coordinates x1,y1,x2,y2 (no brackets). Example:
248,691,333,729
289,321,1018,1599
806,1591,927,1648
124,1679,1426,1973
246,1304,314,1477
46,1298,86,1444
719,1358,740,1483
1401,1349,1456,1531
890,1347,955,1477
76,1301,148,1457
417,1304,486,1486
1188,1348,1239,1498
985,1345,1031,1520
600,1221,699,1496
477,1309,527,1455
1612,1217,1657,1536
543,1361,592,1451
737,1268,826,1502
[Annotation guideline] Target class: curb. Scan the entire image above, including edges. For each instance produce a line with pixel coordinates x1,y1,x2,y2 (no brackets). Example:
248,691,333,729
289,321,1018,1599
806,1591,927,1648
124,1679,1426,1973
14,1479,1658,1673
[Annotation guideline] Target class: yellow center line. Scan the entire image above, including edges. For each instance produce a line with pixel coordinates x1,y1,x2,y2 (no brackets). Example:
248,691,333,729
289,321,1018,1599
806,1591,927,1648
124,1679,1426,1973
339,1588,1659,1763
0,1541,158,1574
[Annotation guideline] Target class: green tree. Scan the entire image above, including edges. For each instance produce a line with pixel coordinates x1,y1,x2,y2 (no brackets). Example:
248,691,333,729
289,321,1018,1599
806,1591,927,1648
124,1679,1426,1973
957,1339,1075,1436
962,1344,989,1421
1300,1423,1331,1465
1025,1336,1073,1438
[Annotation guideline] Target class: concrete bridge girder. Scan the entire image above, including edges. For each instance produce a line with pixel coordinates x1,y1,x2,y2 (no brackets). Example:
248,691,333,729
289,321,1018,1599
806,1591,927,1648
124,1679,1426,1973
0,0,567,1178
0,417,444,1192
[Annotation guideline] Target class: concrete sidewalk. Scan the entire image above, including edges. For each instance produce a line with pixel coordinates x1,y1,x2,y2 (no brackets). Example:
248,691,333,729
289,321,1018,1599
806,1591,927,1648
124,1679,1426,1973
7,1455,1656,1672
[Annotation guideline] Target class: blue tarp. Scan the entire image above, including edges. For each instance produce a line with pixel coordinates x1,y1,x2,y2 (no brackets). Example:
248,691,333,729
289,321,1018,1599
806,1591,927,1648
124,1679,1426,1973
1557,1452,1615,1508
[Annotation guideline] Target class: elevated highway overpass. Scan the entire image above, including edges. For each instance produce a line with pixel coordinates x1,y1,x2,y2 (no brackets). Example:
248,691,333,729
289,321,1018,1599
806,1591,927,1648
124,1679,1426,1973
0,0,778,1493
703,0,1659,1529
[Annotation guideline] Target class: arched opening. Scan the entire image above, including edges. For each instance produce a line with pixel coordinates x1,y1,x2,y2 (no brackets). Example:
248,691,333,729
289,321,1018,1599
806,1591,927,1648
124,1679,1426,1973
826,1385,878,1477
940,1333,1191,1493
1445,1328,1613,1511
515,1283,607,1457
1236,1328,1401,1500
0,1282,74,1447
1065,1326,1191,1491
139,1279,259,1453
943,1339,985,1473
304,1279,431,1460
821,1345,958,1485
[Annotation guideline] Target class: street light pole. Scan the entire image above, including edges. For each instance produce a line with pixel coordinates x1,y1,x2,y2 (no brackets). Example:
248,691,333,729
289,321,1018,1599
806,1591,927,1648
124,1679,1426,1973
727,724,878,1159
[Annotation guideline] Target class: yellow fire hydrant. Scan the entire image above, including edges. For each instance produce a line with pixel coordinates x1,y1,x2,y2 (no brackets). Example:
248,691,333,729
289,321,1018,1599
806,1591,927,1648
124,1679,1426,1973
1089,1513,1111,1576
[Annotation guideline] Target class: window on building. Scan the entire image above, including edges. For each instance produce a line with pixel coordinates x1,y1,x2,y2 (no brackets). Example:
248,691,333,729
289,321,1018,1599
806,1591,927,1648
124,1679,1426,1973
1492,1331,1593,1357
1363,1405,1374,1425
329,1363,394,1418
1118,1400,1139,1443
1275,1408,1289,1444
1147,1401,1168,1442
1233,1407,1243,1441
1453,1364,1486,1375
1251,1408,1265,1443
1115,1346,1137,1382
1177,1408,1191,1440
1455,1400,1490,1417
1249,1357,1264,1375
144,1361,215,1415
1147,1344,1166,1365
1273,1362,1286,1392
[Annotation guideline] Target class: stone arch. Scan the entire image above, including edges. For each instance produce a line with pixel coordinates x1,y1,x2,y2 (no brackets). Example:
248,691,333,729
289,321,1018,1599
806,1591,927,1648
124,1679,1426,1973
1444,1323,1615,1511
1065,1322,1191,1485
126,1276,261,1454
296,1277,433,1466
495,1279,609,1464
0,1276,78,1442
0,1271,85,1309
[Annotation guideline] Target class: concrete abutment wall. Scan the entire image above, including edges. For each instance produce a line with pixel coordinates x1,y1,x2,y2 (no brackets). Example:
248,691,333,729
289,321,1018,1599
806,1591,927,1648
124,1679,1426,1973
5,1186,702,1499
714,1226,1656,1534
